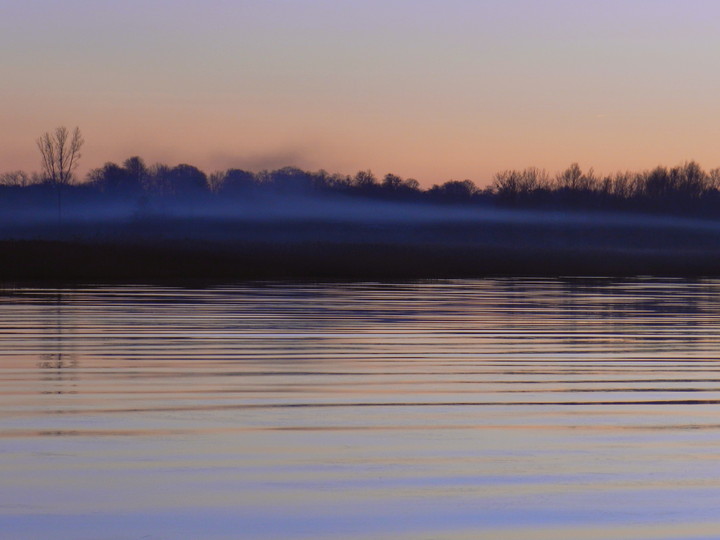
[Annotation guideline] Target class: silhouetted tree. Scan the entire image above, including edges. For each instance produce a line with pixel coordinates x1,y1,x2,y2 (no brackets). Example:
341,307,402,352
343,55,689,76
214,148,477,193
379,173,416,198
36,126,84,186
351,170,380,197
321,171,353,191
492,168,549,201
642,166,671,199
608,171,636,199
270,166,313,192
382,173,403,191
36,126,84,222
221,169,257,194
556,163,584,191
87,162,130,192
672,161,708,199
0,171,31,187
429,179,478,201
86,157,150,195
123,156,150,189
308,169,334,192
353,170,377,187
156,164,208,195
207,171,225,193
404,178,420,191
709,168,720,190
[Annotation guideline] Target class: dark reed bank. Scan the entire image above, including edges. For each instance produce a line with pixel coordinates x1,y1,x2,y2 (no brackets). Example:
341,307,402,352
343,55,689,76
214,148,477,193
1,217,720,282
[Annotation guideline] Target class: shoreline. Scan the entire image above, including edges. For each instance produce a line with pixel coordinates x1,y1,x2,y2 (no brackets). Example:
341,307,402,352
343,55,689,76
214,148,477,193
1,217,719,283
1,244,719,284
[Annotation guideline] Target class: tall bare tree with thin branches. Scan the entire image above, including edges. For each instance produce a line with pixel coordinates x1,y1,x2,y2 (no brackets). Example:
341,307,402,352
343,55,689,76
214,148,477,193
36,126,84,222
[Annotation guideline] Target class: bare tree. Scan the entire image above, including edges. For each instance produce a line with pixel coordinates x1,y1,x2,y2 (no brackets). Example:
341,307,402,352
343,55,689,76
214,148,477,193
0,170,31,187
36,126,84,222
37,126,84,185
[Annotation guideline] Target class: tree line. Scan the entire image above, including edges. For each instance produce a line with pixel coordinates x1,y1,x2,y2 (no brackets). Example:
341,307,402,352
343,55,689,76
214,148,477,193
3,126,720,218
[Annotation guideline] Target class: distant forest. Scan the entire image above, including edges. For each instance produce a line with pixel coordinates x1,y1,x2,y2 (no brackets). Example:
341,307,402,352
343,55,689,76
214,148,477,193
3,155,720,219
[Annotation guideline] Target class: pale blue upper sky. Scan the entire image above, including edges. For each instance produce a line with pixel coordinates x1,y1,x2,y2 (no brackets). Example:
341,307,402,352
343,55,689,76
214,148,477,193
2,0,720,184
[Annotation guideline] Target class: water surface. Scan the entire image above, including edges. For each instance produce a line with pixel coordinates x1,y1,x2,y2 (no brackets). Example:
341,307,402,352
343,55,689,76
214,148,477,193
2,280,720,539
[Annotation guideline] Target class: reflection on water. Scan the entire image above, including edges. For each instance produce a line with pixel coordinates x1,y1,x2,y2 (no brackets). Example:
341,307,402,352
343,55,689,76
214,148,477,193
2,279,720,539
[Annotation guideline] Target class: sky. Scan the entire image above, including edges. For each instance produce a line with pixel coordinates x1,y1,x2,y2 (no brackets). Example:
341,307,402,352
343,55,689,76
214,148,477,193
2,0,720,186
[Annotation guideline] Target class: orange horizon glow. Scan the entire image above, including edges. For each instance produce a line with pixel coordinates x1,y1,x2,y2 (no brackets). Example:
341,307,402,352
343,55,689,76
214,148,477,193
2,1,720,187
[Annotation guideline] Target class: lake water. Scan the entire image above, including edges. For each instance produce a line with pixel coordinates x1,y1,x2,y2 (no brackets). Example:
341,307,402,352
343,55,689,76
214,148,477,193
2,279,720,540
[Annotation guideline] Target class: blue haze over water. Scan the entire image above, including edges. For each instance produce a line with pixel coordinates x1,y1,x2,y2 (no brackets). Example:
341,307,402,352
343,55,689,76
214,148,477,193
2,280,720,539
